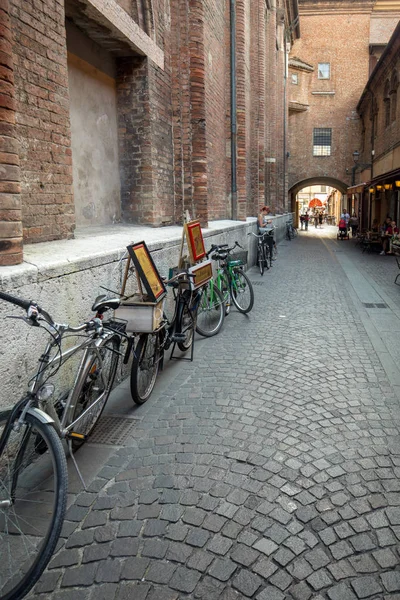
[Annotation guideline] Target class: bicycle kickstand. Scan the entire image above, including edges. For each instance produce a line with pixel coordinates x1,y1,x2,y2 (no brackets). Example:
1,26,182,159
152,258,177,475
67,438,88,490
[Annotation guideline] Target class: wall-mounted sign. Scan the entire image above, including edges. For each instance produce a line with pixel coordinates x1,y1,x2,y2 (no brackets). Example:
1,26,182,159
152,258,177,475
127,241,166,302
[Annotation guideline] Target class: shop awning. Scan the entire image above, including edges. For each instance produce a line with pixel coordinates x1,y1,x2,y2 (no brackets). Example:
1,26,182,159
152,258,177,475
346,183,366,196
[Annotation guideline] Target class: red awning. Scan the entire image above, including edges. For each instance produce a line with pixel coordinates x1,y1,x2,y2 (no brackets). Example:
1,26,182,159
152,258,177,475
309,198,323,208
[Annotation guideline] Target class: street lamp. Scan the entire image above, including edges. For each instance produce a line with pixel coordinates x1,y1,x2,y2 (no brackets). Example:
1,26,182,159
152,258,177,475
351,150,371,186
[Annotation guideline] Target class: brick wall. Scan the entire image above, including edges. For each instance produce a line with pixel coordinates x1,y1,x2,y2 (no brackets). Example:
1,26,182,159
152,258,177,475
204,0,229,220
10,0,75,243
288,8,372,193
0,0,22,265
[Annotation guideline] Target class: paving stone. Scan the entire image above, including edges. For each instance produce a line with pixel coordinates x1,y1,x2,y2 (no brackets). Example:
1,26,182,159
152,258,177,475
327,582,358,600
381,571,400,593
117,521,142,538
166,541,193,563
61,563,97,587
96,559,122,583
232,569,263,597
349,533,376,552
306,568,332,591
230,543,259,566
252,538,278,556
187,549,214,572
349,555,379,573
269,569,293,591
145,561,176,584
330,540,353,560
290,581,313,600
49,549,80,569
121,557,150,580
83,543,111,563
208,534,233,555
372,548,398,568
351,575,383,598
111,538,139,557
141,539,169,559
256,586,285,600
304,547,330,570
209,558,238,582
165,523,189,541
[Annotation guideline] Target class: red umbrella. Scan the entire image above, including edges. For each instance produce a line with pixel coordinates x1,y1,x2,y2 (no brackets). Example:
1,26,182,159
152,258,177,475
309,198,323,208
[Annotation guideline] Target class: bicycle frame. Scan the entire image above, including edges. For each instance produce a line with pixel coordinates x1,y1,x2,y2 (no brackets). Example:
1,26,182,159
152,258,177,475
27,327,116,437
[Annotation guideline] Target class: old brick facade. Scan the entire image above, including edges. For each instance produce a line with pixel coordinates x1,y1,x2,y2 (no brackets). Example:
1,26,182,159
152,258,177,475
288,0,400,215
356,19,400,229
1,0,298,265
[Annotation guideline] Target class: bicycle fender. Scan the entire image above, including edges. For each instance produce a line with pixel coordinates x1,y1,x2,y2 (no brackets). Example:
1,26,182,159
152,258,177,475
27,407,55,425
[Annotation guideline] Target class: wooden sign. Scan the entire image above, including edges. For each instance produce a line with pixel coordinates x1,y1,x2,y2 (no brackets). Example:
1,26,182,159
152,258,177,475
127,241,166,302
188,260,213,290
184,220,206,264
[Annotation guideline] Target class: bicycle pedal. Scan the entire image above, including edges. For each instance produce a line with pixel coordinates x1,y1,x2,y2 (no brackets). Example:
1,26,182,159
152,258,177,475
68,432,87,442
171,333,186,342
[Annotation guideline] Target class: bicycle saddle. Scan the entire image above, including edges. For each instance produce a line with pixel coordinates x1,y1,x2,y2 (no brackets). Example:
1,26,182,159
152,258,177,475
92,295,121,313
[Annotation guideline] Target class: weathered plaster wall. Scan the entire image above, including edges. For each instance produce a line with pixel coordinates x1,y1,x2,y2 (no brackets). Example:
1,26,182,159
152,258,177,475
68,54,121,227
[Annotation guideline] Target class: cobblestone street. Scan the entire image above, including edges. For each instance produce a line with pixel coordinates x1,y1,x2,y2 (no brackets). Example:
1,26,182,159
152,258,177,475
31,226,400,600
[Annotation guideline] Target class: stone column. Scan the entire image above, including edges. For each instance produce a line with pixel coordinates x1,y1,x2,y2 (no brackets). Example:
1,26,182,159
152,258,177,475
0,0,22,265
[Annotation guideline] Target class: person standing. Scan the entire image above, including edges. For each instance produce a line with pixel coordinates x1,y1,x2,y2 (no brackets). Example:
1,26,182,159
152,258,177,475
304,212,309,231
318,212,323,228
349,213,359,237
300,214,305,230
314,211,319,228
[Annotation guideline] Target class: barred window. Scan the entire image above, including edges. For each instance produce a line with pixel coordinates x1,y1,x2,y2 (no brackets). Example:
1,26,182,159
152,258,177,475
313,128,331,156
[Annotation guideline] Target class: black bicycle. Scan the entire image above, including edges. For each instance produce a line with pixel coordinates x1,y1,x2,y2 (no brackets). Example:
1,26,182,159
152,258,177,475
249,229,276,275
130,271,201,404
286,220,297,241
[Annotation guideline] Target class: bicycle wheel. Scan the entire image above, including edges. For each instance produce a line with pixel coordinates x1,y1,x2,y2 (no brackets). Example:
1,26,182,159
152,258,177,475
130,332,160,404
230,269,254,314
257,244,264,276
264,244,271,270
196,284,225,337
177,300,196,351
69,334,119,448
0,410,67,600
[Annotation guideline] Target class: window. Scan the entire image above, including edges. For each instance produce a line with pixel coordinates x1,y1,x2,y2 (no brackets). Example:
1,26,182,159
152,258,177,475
318,63,330,79
384,80,391,128
291,73,298,85
313,128,331,156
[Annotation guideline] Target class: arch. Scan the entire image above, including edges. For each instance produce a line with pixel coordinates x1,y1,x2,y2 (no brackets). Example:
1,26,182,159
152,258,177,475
289,176,348,197
288,177,347,213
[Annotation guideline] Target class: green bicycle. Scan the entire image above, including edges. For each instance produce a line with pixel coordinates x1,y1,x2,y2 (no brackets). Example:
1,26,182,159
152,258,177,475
205,241,254,315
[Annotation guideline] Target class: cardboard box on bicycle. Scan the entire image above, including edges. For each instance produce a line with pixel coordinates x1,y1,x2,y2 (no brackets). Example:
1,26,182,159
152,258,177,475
114,295,164,333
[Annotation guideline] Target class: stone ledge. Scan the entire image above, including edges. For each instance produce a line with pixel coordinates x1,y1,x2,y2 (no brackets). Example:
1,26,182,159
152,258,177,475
0,220,257,288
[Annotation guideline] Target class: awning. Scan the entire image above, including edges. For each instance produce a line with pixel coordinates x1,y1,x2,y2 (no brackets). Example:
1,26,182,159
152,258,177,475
365,167,400,187
309,198,323,208
347,183,366,196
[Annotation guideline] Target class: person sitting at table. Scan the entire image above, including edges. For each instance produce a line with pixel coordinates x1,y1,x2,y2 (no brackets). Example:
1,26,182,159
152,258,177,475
386,221,400,254
371,218,379,233
380,217,395,255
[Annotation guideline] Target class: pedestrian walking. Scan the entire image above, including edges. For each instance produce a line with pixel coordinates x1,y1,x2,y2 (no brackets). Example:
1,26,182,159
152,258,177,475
300,214,305,230
349,213,359,237
304,212,309,231
318,212,323,228
314,211,319,228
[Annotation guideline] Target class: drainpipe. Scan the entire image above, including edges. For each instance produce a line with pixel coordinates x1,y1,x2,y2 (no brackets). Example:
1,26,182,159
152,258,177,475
230,0,237,220
283,38,288,213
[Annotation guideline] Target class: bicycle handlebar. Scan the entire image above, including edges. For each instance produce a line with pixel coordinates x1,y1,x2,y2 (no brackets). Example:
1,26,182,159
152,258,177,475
0,290,104,334
0,290,55,325
206,241,243,259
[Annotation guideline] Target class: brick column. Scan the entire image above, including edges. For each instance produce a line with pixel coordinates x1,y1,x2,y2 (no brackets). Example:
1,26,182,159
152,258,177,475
0,0,22,266
189,0,208,226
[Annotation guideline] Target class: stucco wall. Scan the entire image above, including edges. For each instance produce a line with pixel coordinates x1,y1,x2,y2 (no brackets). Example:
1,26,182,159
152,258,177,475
68,53,121,227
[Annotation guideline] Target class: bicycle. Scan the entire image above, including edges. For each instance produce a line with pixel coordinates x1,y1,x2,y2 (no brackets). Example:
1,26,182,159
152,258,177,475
286,220,297,240
130,270,201,404
249,229,276,275
0,291,71,600
205,242,254,314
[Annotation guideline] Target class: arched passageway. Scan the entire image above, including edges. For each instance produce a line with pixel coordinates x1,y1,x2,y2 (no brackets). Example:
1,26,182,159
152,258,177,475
289,177,348,227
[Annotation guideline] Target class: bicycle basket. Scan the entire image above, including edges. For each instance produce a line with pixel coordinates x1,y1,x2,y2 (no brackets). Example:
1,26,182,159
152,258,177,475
227,250,247,267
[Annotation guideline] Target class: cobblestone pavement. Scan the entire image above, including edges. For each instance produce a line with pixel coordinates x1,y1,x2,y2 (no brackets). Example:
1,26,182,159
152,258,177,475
30,226,400,600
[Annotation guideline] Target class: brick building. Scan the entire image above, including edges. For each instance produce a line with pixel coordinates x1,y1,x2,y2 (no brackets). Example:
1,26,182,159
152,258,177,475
0,0,299,266
287,0,400,222
355,19,400,230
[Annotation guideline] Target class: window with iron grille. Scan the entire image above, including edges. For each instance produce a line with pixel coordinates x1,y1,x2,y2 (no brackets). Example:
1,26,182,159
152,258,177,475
313,128,331,156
